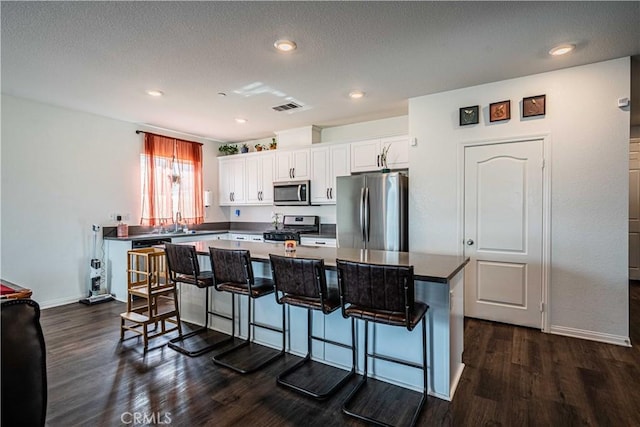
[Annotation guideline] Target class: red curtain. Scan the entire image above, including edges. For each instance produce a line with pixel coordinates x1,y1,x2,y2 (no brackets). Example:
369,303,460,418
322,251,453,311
140,133,204,226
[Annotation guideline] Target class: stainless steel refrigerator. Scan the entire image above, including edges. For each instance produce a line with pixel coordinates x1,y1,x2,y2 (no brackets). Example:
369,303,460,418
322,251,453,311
336,172,408,251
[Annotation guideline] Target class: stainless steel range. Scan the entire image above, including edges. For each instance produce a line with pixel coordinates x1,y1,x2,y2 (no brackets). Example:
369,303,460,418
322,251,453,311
263,215,319,243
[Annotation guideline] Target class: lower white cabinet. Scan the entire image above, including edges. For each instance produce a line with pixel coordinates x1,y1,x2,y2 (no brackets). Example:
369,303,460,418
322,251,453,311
299,237,337,247
172,233,227,243
229,233,264,242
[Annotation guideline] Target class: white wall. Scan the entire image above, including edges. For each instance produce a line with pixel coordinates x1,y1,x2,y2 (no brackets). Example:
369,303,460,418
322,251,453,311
0,95,225,307
409,58,630,342
321,115,408,143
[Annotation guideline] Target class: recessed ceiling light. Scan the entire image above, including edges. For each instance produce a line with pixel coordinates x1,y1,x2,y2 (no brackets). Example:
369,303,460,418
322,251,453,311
549,44,575,56
146,90,164,97
274,39,297,52
235,117,247,124
349,90,365,99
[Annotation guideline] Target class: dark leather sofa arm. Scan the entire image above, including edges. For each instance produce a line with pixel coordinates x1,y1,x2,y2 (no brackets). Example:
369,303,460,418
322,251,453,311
1,299,47,427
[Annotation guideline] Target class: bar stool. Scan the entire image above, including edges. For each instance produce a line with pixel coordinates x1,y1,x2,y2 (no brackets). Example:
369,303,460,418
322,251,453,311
209,247,284,374
336,259,429,427
165,243,233,357
269,254,355,399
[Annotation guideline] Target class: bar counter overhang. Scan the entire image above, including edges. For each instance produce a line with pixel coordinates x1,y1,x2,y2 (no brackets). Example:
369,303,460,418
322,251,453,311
174,239,469,401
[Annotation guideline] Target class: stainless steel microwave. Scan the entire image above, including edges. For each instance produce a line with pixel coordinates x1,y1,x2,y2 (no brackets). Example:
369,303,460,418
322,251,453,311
273,181,310,206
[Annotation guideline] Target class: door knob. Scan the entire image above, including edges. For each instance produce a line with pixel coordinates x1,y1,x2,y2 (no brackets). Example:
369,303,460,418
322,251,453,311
466,239,474,246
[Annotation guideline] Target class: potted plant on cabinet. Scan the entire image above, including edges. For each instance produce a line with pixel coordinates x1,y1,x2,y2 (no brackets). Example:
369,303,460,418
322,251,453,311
240,143,249,153
218,143,239,156
255,144,264,152
269,138,277,150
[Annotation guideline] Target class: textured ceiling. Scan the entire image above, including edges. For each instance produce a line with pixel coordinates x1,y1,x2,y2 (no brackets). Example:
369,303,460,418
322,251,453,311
2,1,639,143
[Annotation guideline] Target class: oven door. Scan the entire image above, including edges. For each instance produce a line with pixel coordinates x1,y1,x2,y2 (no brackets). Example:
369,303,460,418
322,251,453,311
273,181,310,206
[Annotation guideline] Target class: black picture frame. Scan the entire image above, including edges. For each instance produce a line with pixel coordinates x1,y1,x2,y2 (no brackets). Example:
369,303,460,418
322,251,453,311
523,94,546,117
459,105,479,126
489,100,511,122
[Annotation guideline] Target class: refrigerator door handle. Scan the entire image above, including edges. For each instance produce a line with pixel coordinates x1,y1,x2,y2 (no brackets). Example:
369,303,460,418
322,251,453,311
364,187,370,242
359,187,366,242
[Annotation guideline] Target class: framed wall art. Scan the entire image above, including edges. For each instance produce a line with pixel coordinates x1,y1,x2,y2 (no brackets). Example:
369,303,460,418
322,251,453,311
523,94,546,117
459,105,479,126
489,100,511,122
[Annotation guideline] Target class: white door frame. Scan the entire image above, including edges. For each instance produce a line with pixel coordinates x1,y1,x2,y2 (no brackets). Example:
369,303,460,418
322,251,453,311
458,134,552,332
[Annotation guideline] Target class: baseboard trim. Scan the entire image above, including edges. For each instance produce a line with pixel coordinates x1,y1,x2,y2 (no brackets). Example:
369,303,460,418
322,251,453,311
39,294,93,309
448,362,465,401
550,325,631,347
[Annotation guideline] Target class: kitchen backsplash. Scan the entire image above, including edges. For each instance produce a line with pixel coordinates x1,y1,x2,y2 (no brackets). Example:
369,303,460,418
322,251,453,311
227,204,336,226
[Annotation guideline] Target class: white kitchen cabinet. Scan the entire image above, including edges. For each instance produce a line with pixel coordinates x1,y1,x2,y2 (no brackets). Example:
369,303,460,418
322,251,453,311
350,135,409,173
299,236,337,247
274,149,310,181
172,233,228,243
218,157,245,205
310,144,350,204
246,153,275,205
229,233,264,242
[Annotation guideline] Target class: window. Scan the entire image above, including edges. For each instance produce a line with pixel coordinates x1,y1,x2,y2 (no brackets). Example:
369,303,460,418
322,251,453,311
140,133,204,226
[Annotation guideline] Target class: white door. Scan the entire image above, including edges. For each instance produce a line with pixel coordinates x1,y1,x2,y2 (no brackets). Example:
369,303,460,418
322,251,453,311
464,140,544,328
629,141,640,279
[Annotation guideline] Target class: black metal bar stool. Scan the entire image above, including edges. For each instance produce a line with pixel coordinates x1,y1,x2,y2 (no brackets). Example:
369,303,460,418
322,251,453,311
269,254,355,399
165,243,233,357
336,259,429,427
209,247,284,374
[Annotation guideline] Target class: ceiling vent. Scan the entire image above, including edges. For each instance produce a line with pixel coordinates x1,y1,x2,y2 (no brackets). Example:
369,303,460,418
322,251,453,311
272,102,303,112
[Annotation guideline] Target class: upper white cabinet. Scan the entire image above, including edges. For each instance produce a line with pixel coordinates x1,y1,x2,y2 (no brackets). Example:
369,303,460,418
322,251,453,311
274,149,310,181
350,135,409,173
310,144,350,204
246,153,275,205
218,157,245,205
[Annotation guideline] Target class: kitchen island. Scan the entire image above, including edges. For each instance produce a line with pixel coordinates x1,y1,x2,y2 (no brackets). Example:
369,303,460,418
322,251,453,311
176,239,468,401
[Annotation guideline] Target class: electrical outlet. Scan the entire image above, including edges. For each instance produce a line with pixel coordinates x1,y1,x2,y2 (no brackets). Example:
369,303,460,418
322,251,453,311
110,213,122,221
124,213,131,221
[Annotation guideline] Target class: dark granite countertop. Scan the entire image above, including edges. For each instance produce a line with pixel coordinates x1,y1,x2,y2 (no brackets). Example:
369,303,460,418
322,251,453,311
182,239,467,284
103,221,336,242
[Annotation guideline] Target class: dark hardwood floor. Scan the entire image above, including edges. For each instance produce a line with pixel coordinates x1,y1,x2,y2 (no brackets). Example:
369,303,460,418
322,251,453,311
40,284,640,426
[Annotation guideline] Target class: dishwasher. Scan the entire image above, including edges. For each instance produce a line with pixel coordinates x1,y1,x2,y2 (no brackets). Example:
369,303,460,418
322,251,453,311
132,238,172,249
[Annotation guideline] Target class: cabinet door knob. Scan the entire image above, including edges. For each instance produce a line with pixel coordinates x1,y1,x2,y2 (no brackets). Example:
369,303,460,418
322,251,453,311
466,239,474,246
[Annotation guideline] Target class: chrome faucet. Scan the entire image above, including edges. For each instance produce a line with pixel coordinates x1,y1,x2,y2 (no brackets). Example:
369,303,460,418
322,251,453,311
174,212,182,232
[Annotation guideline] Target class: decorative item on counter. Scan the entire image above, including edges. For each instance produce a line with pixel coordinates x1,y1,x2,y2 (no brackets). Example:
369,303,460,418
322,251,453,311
116,215,128,237
284,240,297,254
240,143,249,153
269,138,277,150
489,100,511,122
271,212,282,230
255,143,264,152
380,144,391,173
218,143,239,155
